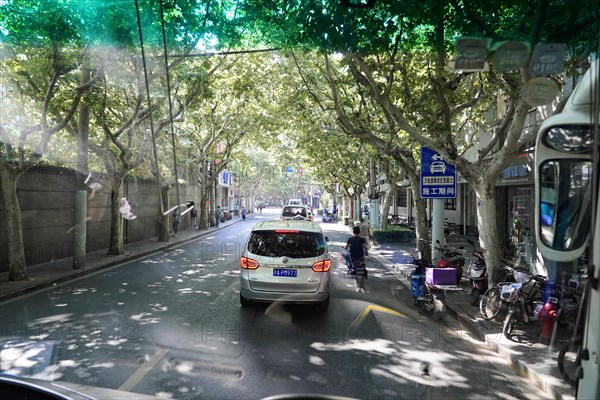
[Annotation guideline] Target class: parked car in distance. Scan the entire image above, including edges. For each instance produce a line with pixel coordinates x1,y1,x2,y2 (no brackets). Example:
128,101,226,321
239,220,331,309
288,199,303,205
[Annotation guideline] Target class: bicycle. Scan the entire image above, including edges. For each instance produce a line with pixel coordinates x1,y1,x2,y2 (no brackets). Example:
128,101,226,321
479,265,546,321
479,265,521,320
501,274,547,337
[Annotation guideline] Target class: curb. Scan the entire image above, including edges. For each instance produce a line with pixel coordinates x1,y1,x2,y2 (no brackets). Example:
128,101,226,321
0,219,243,302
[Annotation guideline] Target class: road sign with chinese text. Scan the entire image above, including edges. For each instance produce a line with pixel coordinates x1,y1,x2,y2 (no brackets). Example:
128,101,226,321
420,147,457,198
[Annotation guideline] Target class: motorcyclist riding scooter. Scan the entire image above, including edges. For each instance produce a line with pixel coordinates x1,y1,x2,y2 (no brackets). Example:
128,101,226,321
344,226,368,281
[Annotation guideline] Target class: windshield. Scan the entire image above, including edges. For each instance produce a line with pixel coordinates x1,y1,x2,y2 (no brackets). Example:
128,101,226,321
0,0,596,399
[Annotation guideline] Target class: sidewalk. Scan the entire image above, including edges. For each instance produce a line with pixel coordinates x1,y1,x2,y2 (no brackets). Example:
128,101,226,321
0,216,243,301
371,234,577,400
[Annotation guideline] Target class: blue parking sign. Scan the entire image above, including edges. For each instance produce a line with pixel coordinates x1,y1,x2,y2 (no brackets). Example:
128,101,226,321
420,147,457,198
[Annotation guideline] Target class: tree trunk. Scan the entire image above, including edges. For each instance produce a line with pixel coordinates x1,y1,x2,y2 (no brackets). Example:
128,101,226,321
74,65,90,269
107,173,126,255
199,193,209,229
379,184,396,230
0,165,29,281
409,177,431,263
473,179,504,285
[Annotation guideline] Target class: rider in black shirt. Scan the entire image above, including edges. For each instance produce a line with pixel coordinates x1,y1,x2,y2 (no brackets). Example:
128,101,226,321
345,226,368,277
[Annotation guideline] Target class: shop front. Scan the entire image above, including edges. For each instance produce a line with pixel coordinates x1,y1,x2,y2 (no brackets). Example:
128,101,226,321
497,152,536,265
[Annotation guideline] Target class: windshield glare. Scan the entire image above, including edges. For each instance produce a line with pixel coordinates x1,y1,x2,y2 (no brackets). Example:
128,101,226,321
0,0,597,399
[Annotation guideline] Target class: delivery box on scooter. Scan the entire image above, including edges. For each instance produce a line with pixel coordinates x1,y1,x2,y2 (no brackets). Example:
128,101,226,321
426,267,457,285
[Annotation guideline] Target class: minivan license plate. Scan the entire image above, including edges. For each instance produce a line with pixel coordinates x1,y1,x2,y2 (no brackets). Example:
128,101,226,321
273,269,297,277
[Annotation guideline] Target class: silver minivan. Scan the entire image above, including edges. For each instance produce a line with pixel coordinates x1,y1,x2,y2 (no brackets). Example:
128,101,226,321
239,220,331,309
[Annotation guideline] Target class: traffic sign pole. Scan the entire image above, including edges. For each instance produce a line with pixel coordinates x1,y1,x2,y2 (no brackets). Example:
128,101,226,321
432,199,444,262
420,146,456,261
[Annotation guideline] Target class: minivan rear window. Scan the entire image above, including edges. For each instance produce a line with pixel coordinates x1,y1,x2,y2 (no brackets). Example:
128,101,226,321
248,231,325,258
281,206,308,218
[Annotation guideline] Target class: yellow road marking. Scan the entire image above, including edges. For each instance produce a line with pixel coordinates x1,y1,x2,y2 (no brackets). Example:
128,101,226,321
118,348,168,391
347,304,406,335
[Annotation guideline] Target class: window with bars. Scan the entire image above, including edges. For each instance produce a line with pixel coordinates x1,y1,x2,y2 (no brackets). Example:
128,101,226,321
397,189,408,207
444,197,457,210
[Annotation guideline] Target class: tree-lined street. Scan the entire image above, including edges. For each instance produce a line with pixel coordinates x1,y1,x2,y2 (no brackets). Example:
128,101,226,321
1,1,598,398
1,209,549,399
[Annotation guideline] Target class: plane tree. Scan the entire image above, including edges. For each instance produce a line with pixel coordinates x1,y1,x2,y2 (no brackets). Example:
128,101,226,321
0,2,100,280
334,1,597,280
242,0,599,280
175,52,283,228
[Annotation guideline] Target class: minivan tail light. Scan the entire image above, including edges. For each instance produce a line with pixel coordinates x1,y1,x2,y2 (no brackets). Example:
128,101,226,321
275,229,300,233
240,256,259,269
312,259,331,272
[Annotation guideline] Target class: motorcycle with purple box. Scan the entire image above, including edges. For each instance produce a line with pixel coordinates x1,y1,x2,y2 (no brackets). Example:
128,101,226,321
409,246,462,320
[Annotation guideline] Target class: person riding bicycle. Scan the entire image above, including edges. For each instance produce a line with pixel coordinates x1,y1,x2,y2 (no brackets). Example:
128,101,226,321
344,226,368,278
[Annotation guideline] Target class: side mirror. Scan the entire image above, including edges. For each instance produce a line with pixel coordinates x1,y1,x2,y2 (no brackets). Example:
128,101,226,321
325,236,330,242
534,62,596,262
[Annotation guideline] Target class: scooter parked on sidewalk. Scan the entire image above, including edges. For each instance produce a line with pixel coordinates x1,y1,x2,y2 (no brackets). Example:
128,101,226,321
466,238,488,306
409,253,446,320
434,240,465,284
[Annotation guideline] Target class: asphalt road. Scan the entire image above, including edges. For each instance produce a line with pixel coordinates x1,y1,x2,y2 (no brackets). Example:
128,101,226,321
0,208,549,399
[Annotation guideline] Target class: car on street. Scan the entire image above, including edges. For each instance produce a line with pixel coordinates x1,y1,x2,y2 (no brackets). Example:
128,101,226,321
280,204,312,221
239,220,331,309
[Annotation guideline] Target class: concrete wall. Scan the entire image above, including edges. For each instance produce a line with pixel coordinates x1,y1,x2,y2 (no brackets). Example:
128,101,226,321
0,166,204,272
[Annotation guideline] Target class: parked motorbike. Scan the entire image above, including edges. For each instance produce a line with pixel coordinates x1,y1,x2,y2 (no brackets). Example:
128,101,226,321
434,240,465,284
409,253,446,320
466,238,488,306
322,212,334,223
220,207,233,222
539,272,585,342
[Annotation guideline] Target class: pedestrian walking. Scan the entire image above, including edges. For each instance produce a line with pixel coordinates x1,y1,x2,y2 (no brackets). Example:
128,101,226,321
172,209,180,237
241,206,247,220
